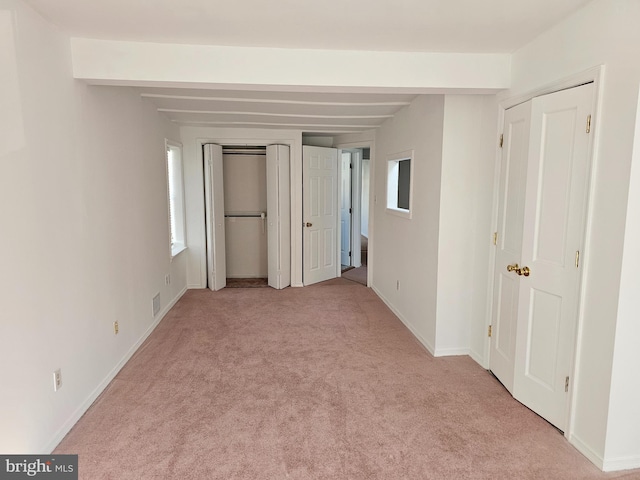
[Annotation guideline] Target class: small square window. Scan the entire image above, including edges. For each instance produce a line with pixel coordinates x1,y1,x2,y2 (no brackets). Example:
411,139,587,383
386,150,413,219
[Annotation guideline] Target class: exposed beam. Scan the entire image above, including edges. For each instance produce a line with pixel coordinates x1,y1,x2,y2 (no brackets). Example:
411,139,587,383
141,93,412,107
158,109,392,119
169,120,377,129
71,39,510,91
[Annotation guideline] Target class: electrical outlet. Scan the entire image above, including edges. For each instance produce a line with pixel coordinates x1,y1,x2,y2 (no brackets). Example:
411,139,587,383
53,369,62,392
114,321,119,335
152,293,161,317
165,274,171,285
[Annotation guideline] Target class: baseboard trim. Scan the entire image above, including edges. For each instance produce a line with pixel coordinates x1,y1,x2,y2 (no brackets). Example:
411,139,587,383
43,285,188,453
372,285,436,356
569,433,604,470
434,347,470,357
602,455,640,472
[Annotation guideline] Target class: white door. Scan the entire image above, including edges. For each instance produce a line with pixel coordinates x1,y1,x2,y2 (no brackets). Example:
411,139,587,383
489,101,532,393
204,144,226,291
513,84,594,431
266,144,291,290
303,146,339,285
340,151,352,266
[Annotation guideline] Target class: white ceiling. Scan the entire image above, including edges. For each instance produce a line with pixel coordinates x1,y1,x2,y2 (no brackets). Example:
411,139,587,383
25,0,593,134
26,0,591,53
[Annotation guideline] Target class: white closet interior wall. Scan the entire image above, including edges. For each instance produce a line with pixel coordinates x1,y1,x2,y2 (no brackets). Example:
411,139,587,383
223,151,268,278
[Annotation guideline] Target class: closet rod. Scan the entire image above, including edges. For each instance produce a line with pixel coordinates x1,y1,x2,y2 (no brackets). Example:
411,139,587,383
224,212,267,218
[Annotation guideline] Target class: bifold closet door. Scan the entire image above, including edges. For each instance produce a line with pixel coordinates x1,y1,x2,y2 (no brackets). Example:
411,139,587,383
204,144,226,291
266,145,291,289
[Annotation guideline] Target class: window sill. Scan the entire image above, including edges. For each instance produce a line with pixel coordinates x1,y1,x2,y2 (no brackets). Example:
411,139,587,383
386,207,412,220
171,244,187,259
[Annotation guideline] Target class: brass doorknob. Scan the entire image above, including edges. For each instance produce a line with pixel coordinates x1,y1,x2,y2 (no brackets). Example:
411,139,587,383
507,263,531,276
304,222,313,227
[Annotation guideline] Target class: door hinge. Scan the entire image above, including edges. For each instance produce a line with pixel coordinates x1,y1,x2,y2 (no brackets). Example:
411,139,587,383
499,134,504,148
349,251,352,257
586,115,591,133
488,325,492,338
575,250,580,268
350,163,353,169
493,232,498,246
349,208,352,214
565,376,570,392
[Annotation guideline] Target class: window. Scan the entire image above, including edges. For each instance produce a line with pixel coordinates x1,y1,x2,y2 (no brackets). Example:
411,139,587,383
386,150,413,219
166,140,186,257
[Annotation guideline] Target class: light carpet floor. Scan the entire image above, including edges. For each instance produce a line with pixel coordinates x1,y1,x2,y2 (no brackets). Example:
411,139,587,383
55,281,640,479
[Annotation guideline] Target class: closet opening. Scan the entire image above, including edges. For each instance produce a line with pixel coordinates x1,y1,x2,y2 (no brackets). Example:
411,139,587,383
204,143,291,291
222,146,269,288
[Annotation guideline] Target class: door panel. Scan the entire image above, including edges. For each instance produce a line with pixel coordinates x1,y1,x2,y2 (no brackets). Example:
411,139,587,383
204,144,226,291
513,83,594,431
489,101,532,393
266,144,291,290
303,146,338,285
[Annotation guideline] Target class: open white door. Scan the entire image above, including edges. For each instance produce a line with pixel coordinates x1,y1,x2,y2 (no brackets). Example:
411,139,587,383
489,101,532,394
266,144,291,289
303,145,339,286
204,144,226,291
513,84,594,431
340,151,352,266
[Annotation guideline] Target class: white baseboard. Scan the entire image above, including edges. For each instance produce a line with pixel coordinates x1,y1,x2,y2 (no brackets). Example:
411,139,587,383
371,285,436,356
43,285,188,453
569,433,605,470
602,455,640,472
434,347,470,357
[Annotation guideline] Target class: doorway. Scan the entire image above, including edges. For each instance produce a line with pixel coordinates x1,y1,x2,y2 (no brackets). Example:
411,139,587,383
204,143,291,291
340,147,370,286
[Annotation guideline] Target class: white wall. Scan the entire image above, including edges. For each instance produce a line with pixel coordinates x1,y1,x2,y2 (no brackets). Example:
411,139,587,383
510,0,640,469
606,87,640,469
180,127,303,288
367,94,497,359
436,95,498,359
0,0,186,453
371,95,445,352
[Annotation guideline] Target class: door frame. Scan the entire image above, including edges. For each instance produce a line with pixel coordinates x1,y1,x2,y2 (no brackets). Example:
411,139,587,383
485,65,605,440
334,140,375,287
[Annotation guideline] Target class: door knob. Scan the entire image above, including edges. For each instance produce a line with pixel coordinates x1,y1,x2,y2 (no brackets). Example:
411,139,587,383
507,263,531,276
304,222,313,227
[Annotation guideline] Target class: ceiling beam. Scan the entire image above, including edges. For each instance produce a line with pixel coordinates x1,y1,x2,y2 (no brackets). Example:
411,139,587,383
158,109,392,119
71,39,510,92
141,93,412,107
